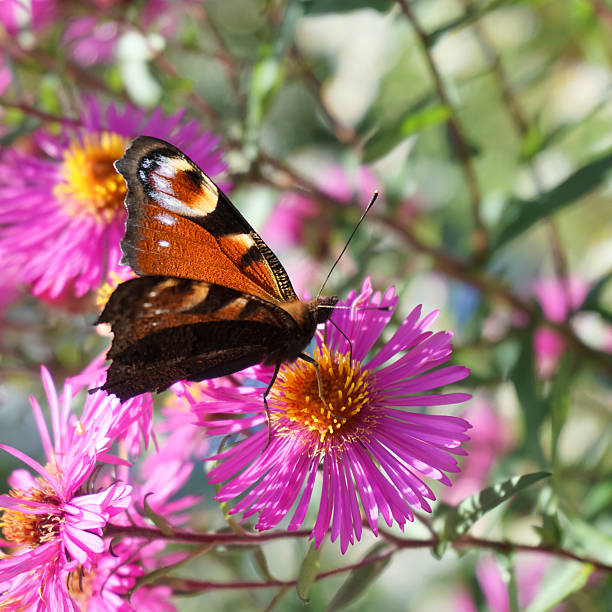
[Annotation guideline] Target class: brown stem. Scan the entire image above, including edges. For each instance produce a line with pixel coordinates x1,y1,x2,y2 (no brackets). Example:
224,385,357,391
465,4,571,308
378,531,612,573
150,546,398,594
288,45,357,144
107,524,612,574
105,523,312,544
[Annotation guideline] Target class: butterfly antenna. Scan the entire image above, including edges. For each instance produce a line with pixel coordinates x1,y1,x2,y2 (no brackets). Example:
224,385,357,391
317,191,379,298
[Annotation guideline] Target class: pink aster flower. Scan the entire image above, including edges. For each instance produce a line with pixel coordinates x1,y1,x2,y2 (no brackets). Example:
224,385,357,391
532,277,588,378
63,0,200,67
67,352,155,457
0,367,133,608
262,163,379,251
64,538,177,612
194,278,471,553
0,96,226,301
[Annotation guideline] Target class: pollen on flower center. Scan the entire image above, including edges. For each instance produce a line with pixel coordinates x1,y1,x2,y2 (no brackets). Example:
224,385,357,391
270,345,374,443
0,483,62,547
54,131,128,223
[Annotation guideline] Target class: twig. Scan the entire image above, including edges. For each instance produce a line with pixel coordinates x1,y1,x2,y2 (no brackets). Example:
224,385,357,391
396,0,487,258
465,2,571,307
288,45,357,144
378,530,612,573
149,546,398,595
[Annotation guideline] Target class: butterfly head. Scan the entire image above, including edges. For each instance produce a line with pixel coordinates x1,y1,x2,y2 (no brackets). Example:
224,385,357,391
312,295,339,324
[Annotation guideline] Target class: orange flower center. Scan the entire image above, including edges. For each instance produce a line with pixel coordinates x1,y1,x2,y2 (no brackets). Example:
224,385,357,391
54,131,128,223
270,344,375,444
0,483,61,547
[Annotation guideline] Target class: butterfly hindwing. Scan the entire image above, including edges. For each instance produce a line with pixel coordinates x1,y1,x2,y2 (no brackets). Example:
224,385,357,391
98,276,301,400
114,136,298,303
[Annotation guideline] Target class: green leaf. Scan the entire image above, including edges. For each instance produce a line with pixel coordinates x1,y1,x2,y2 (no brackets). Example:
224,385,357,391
245,48,284,153
550,354,572,475
296,541,322,603
581,271,612,324
129,543,214,595
143,493,175,536
534,486,562,548
299,0,393,14
363,104,451,163
510,335,547,465
328,542,391,611
492,150,612,251
427,0,518,45
437,472,551,542
524,562,594,612
252,547,274,581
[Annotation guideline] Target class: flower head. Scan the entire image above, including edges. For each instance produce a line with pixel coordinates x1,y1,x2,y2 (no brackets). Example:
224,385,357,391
0,367,134,608
194,279,471,552
0,96,226,301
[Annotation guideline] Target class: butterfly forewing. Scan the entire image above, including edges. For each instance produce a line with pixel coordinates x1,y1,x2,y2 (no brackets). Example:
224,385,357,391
99,136,338,402
115,136,298,303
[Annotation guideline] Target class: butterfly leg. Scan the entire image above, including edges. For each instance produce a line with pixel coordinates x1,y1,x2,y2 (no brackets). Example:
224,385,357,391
262,362,281,451
299,352,339,417
328,319,353,363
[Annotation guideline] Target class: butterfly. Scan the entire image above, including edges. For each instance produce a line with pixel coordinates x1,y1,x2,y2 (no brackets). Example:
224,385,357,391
97,136,339,403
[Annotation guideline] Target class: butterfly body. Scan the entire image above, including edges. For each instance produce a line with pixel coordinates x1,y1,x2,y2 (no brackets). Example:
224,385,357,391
98,136,337,401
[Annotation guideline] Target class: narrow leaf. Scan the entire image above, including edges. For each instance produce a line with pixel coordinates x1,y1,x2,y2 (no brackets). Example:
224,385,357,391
524,562,593,612
492,150,612,251
550,354,571,475
296,541,322,603
252,547,274,581
510,336,547,465
130,543,214,594
363,104,451,163
328,542,391,611
439,472,551,541
143,493,175,536
300,0,392,14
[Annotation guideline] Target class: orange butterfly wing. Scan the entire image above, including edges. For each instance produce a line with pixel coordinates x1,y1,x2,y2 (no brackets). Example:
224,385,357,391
114,136,298,304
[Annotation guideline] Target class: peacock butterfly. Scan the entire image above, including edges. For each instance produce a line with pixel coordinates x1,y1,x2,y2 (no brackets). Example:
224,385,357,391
97,136,338,402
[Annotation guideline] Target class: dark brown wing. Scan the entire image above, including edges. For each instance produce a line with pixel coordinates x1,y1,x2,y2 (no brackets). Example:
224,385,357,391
114,136,298,303
97,276,305,400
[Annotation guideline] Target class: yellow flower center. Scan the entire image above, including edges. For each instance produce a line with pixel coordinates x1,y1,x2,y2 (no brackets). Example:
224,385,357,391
0,483,62,547
96,269,132,310
54,131,128,223
270,344,376,445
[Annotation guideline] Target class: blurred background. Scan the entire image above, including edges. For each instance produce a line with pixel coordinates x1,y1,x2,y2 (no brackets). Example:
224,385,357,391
1,0,611,610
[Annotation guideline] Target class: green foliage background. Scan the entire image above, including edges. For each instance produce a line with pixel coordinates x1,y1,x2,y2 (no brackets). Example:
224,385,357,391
1,0,611,610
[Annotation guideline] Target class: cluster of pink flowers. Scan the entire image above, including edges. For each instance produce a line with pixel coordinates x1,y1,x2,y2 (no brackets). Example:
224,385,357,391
0,92,477,607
